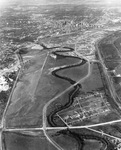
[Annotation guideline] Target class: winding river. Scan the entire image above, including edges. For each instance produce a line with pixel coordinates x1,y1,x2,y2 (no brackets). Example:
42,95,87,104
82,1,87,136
46,46,114,150
48,47,86,127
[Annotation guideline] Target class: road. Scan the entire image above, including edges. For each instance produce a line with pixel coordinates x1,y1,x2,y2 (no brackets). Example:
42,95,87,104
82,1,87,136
87,127,121,143
95,41,121,112
42,53,91,149
42,63,91,128
1,53,23,129
1,40,121,150
0,52,24,150
42,38,121,149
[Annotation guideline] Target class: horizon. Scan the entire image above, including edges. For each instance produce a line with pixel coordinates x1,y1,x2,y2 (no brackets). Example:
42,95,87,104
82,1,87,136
1,0,121,6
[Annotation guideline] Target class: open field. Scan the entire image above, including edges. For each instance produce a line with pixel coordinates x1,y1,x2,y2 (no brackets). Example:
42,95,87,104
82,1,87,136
99,34,121,103
83,139,103,150
47,129,79,150
112,37,121,100
81,62,103,92
65,128,110,150
2,131,57,150
99,43,120,70
5,52,48,128
5,49,84,128
98,32,121,70
114,37,121,54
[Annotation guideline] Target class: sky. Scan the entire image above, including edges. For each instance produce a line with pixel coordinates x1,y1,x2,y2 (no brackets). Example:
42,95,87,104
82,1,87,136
0,0,121,6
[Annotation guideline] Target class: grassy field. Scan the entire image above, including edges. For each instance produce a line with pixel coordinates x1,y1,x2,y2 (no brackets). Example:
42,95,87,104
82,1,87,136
99,38,120,70
81,63,103,93
5,53,48,128
2,131,57,150
113,37,121,100
83,139,103,150
100,44,119,59
49,130,79,150
114,37,121,54
5,51,82,128
69,128,109,150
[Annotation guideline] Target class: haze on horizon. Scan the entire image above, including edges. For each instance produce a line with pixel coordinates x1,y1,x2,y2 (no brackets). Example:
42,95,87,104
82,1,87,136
0,0,121,8
20,0,121,5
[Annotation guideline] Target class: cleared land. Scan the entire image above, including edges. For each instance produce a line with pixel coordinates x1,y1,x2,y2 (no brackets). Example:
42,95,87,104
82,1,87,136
5,50,85,128
113,37,121,100
5,53,48,128
114,37,121,55
47,129,79,150
2,131,57,150
81,62,103,92
83,139,104,150
99,43,120,70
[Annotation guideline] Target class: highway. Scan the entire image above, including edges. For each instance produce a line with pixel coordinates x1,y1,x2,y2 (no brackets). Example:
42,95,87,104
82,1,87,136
42,39,121,149
0,52,24,150
1,53,23,129
95,40,121,113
